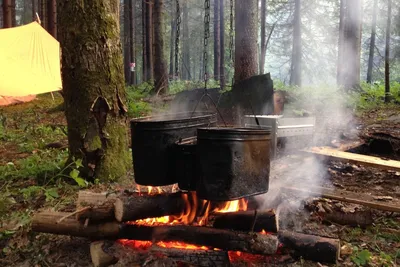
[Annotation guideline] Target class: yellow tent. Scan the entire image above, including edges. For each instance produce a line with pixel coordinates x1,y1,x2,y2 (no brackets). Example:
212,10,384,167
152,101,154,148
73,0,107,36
0,22,62,105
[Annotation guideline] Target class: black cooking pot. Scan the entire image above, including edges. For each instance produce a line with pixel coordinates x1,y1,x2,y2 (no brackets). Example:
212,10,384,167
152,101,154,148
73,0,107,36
174,137,197,191
196,127,271,201
131,112,217,186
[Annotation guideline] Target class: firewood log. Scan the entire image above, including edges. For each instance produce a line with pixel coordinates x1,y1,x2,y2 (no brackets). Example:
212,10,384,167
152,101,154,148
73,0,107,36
322,210,373,228
90,241,118,267
76,191,119,222
278,230,340,263
152,225,279,255
212,210,279,233
114,192,187,222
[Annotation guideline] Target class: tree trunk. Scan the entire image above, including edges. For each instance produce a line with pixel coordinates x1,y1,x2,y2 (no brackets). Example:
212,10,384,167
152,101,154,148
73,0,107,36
213,0,220,81
259,0,267,74
124,0,131,85
40,0,45,28
182,1,190,80
11,0,16,26
145,0,154,81
47,0,57,37
234,0,258,83
129,0,136,85
366,0,378,84
336,0,346,85
32,0,36,21
339,0,362,90
58,0,130,182
219,0,225,89
153,0,168,95
142,0,147,82
169,0,176,78
384,0,392,103
290,0,301,86
2,0,12,28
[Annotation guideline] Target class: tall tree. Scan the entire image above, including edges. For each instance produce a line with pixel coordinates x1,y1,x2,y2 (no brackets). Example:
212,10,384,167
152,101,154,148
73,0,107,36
153,0,168,94
11,0,16,26
129,0,136,85
2,0,12,28
290,0,301,86
124,0,131,84
58,0,130,182
337,0,362,89
169,0,176,78
366,0,378,84
142,0,147,81
213,0,220,81
32,0,36,21
385,0,392,103
182,1,190,80
337,0,346,85
219,0,225,88
234,0,258,83
259,0,267,74
145,0,154,81
47,0,57,37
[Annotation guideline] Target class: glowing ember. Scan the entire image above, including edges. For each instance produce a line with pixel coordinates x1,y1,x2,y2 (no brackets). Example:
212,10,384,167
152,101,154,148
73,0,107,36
118,239,212,251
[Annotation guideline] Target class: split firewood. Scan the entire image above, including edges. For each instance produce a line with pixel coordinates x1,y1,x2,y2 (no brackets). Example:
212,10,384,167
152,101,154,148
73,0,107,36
114,192,187,222
76,191,119,222
151,225,279,255
212,210,279,233
90,241,118,267
278,230,340,263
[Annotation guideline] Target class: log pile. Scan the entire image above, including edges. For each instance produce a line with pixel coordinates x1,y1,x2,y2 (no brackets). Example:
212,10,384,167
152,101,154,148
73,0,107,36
31,190,341,266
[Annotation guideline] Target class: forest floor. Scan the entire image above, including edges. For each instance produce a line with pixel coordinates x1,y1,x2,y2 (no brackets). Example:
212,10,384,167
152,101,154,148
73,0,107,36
0,93,399,267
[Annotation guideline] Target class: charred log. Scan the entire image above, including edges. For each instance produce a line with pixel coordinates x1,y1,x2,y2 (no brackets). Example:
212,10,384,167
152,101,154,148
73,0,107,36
212,210,279,233
278,230,340,263
114,192,187,222
152,225,278,255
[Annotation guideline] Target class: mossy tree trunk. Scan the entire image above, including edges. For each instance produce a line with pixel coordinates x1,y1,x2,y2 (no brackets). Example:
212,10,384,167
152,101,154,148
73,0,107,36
58,0,130,182
234,0,258,83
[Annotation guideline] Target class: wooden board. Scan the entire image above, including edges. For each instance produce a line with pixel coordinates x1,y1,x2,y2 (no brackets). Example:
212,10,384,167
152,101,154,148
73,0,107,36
282,186,400,213
303,146,400,172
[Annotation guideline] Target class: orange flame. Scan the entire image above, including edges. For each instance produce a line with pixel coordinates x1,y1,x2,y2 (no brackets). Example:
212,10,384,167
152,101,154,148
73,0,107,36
214,198,248,213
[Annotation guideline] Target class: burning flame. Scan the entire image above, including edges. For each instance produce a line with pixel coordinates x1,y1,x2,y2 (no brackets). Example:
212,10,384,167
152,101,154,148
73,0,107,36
214,199,248,213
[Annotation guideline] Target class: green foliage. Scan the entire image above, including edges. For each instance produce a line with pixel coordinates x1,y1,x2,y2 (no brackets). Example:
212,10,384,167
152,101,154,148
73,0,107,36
168,79,221,94
350,82,400,111
126,83,152,118
351,248,372,266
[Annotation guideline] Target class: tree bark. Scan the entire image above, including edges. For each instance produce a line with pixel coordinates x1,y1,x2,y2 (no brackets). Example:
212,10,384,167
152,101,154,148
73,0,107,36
219,0,225,89
234,0,258,83
290,0,301,86
32,0,36,21
366,0,378,84
152,226,279,255
182,1,190,80
40,0,45,28
153,0,169,95
11,0,16,26
338,0,362,90
47,0,57,37
145,0,154,81
278,230,340,263
259,0,267,74
2,0,12,28
58,0,130,182
384,0,392,103
212,210,279,233
114,192,187,222
213,0,220,81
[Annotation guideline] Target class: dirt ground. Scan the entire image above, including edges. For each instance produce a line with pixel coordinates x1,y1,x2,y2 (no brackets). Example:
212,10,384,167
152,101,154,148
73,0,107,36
0,95,399,266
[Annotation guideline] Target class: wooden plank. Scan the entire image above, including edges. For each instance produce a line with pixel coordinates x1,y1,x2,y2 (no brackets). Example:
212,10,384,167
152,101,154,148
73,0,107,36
303,146,400,172
282,186,400,213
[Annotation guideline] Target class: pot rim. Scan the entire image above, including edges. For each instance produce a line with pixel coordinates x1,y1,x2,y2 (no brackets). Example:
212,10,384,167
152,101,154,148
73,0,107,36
130,112,217,124
197,126,272,135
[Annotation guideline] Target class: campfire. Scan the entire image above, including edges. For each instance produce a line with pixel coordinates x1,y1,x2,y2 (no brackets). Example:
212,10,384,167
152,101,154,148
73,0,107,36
32,186,340,266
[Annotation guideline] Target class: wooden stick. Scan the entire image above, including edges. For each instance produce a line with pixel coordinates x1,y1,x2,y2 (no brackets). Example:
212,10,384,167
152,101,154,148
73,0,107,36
212,210,279,233
282,186,400,213
278,230,340,263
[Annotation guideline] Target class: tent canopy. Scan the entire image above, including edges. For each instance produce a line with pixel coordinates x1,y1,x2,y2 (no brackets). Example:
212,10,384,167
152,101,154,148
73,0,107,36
0,22,62,99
